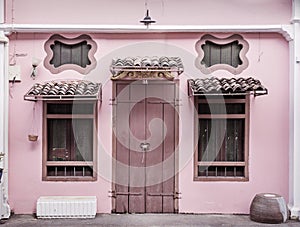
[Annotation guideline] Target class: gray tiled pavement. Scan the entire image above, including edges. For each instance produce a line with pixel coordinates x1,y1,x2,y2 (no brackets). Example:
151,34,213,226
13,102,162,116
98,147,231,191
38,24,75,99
1,214,300,227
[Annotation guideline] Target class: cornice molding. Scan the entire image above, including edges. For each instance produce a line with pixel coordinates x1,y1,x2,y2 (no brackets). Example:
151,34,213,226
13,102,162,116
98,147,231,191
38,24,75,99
0,23,294,41
280,25,294,41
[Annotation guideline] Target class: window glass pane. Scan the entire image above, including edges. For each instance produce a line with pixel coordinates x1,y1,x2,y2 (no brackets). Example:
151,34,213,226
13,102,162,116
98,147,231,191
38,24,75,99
198,103,226,114
198,119,244,163
72,103,94,114
225,119,245,162
47,118,94,162
198,119,210,161
198,103,245,114
48,119,69,161
47,103,94,114
72,119,93,161
226,103,245,114
198,119,226,162
48,104,72,114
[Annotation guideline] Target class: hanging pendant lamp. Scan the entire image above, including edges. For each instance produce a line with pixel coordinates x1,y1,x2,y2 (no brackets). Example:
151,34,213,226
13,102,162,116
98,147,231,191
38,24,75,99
140,9,156,26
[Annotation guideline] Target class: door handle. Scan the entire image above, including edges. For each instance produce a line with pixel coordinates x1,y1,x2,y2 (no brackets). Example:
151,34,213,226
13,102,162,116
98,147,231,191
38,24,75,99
140,142,150,152
140,142,150,163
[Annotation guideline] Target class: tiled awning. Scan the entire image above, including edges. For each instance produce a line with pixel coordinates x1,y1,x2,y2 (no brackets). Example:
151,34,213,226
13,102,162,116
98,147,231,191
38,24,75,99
188,77,268,96
24,80,101,101
110,56,184,80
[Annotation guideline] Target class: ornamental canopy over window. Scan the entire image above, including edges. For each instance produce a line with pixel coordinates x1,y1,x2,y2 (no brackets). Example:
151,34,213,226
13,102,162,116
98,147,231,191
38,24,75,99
24,80,101,101
110,56,184,80
188,77,268,96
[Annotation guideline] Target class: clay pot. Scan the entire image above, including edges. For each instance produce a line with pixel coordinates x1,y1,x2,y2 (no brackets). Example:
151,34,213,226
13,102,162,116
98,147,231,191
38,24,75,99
250,193,288,224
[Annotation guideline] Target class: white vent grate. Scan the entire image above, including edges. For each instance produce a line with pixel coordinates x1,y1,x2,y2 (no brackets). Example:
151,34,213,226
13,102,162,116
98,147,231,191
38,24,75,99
36,196,97,219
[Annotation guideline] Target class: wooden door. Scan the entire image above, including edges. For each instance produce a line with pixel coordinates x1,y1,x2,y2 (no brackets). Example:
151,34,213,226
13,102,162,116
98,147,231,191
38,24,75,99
114,81,176,213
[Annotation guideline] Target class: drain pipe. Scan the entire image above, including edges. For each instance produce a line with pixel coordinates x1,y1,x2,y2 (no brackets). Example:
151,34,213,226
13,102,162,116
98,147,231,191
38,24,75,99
0,0,11,219
289,0,300,220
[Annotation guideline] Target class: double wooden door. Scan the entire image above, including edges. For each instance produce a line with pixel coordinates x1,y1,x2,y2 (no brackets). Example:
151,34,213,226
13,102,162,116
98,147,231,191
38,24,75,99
113,81,177,213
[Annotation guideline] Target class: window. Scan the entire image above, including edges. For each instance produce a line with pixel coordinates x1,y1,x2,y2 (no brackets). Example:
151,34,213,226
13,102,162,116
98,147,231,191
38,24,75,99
44,34,97,74
194,95,249,181
43,101,97,181
50,41,91,68
201,41,242,68
195,34,249,75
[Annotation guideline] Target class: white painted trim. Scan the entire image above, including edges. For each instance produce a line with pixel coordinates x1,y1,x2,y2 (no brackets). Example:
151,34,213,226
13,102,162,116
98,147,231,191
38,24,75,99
0,34,8,44
0,0,4,24
0,0,10,218
0,23,294,41
293,0,300,23
0,31,10,219
281,25,294,41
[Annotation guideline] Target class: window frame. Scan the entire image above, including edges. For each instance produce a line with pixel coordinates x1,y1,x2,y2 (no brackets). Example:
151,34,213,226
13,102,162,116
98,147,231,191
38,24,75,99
42,100,98,181
44,34,97,75
193,95,250,181
195,34,249,75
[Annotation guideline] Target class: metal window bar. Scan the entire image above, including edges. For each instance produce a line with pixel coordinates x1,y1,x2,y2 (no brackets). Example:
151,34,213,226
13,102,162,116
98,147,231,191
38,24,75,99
48,165,93,177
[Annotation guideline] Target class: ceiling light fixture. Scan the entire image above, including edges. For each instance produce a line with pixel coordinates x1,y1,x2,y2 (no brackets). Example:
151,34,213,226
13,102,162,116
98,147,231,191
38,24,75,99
140,0,156,26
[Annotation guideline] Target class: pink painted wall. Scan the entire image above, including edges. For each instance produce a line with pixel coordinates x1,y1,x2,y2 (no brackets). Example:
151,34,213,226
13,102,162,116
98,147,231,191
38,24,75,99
7,32,289,214
178,33,289,213
5,0,291,25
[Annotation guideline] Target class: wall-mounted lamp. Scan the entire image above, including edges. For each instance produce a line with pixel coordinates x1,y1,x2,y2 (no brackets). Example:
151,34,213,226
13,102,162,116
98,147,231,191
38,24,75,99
31,57,41,80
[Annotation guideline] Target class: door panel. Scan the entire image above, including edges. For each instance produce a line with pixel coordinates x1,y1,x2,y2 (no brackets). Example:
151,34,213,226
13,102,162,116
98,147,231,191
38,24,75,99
115,117,129,212
162,103,175,212
129,101,145,213
147,83,175,103
146,101,164,213
115,84,130,213
115,81,176,213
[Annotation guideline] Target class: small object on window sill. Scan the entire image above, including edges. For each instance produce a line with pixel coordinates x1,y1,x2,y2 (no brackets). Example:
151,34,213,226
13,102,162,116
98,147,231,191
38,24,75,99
28,134,38,142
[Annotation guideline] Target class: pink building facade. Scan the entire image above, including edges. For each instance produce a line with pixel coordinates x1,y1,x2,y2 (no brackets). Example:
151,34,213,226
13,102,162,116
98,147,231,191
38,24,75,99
0,0,299,218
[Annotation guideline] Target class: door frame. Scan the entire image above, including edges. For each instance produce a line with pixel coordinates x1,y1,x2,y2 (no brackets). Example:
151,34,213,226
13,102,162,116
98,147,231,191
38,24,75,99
111,79,180,213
